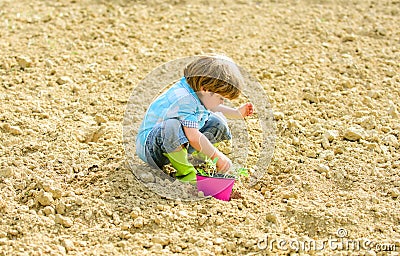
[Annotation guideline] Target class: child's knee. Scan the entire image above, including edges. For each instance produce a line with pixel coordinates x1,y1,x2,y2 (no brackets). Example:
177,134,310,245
209,115,228,130
203,119,231,143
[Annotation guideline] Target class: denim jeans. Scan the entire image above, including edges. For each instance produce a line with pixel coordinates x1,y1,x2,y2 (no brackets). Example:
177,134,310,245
144,113,231,169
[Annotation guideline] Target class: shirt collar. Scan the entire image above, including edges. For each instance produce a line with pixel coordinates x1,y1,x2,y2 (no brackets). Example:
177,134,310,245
181,77,206,108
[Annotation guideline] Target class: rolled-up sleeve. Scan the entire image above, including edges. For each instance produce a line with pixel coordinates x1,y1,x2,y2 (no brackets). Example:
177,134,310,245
176,95,199,129
180,119,198,128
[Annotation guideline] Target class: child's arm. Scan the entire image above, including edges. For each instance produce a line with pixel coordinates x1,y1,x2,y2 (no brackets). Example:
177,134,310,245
183,126,232,172
211,102,254,119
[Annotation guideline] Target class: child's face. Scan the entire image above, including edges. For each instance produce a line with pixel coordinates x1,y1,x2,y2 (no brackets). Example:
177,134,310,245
197,90,225,110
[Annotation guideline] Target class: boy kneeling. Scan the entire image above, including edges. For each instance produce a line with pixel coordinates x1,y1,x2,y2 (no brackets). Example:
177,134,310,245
136,55,254,183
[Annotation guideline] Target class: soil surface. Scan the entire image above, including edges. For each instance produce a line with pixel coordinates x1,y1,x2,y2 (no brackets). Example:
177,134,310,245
1,0,399,255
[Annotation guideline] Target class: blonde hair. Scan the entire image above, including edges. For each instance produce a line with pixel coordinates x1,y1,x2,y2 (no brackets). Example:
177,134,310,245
184,55,243,100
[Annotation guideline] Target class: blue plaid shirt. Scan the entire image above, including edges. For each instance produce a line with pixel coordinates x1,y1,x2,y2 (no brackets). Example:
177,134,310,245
136,77,210,161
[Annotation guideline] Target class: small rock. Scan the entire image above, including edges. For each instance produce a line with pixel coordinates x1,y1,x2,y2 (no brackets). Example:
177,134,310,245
261,186,269,196
56,202,66,214
234,231,244,238
133,217,144,228
0,231,6,239
305,149,317,158
244,239,257,248
43,206,55,216
56,76,72,85
9,126,22,135
367,90,381,99
362,96,373,108
139,171,154,183
370,195,379,203
154,216,163,225
213,245,223,254
215,217,224,225
356,116,376,130
282,191,299,199
121,222,131,230
76,125,106,143
16,56,32,68
225,241,236,251
390,188,400,198
55,214,73,228
150,243,163,252
316,164,330,174
291,136,300,146
333,168,347,180
70,84,80,93
303,92,319,103
50,187,62,199
130,208,141,218
0,167,13,178
343,126,366,141
322,42,330,48
152,234,170,246
61,239,74,252
214,237,224,245
104,208,112,217
41,181,53,192
342,79,354,88
178,210,188,218
117,241,128,247
198,216,207,226
288,119,302,130
56,245,66,254
45,59,55,68
342,34,356,42
118,231,132,240
95,114,108,124
75,131,87,143
273,111,284,120
156,204,165,211
366,250,377,256
2,123,23,135
37,190,54,206
334,146,344,154
90,125,106,142
382,134,399,148
380,126,391,133
180,191,189,199
74,197,84,206
321,137,330,149
388,103,399,119
265,213,279,224
323,130,339,142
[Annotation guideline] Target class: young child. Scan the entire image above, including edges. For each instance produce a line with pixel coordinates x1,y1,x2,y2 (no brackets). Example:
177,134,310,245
136,55,254,183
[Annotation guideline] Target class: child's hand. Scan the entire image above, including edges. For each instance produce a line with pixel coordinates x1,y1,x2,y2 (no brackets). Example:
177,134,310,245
238,102,254,118
213,151,232,173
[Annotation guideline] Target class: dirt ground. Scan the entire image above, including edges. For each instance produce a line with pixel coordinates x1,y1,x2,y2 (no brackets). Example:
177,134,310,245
1,0,399,255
